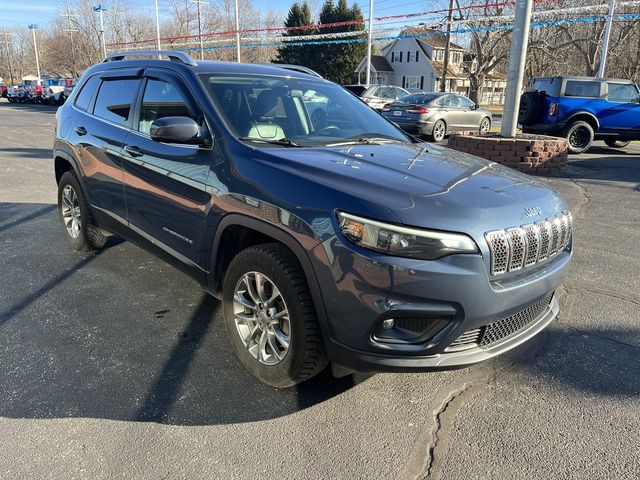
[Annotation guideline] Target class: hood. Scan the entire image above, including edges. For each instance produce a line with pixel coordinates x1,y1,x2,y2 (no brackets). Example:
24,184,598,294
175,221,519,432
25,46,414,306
257,141,567,240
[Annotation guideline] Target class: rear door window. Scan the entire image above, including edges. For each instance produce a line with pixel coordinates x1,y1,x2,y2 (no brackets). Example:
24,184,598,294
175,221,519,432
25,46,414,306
93,78,140,126
564,81,601,98
607,83,640,103
458,96,475,108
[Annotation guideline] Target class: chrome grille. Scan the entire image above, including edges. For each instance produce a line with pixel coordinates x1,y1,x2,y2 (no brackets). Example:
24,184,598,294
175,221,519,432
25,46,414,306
485,212,572,276
446,294,554,351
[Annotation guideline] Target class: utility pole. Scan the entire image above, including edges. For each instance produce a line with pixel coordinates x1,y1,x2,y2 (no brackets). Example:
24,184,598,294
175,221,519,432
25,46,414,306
234,0,241,62
93,4,108,59
62,4,78,77
0,28,15,85
500,0,533,138
154,0,162,50
440,0,454,92
28,24,41,80
365,0,374,86
598,0,615,77
192,0,206,60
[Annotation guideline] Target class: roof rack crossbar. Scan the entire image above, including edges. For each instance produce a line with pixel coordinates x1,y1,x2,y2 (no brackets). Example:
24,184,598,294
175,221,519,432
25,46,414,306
105,50,197,67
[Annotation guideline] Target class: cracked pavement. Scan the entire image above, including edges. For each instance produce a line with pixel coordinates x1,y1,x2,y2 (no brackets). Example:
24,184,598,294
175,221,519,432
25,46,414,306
0,100,639,479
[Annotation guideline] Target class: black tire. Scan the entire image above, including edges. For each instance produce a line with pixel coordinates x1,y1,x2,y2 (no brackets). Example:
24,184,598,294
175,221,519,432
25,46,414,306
604,139,630,149
58,94,66,106
518,92,544,126
222,243,328,388
428,119,446,142
57,171,107,251
565,120,594,154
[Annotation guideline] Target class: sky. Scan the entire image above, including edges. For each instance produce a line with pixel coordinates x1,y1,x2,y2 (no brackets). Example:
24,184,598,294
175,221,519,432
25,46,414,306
0,0,440,29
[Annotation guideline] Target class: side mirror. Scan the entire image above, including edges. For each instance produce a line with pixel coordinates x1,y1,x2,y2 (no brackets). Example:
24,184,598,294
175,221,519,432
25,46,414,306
472,104,480,110
150,116,201,144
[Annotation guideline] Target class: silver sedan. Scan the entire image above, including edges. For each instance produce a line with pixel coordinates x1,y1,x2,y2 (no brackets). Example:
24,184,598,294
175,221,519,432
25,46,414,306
383,92,492,142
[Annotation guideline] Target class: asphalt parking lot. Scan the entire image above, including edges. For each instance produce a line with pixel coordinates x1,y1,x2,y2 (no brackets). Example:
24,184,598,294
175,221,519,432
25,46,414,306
0,99,639,479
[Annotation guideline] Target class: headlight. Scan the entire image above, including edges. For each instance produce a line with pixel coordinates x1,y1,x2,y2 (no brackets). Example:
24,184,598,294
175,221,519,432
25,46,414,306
337,212,479,260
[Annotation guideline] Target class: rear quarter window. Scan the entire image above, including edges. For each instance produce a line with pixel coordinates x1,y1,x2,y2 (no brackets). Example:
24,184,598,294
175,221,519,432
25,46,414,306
564,80,601,98
74,75,101,112
531,78,561,96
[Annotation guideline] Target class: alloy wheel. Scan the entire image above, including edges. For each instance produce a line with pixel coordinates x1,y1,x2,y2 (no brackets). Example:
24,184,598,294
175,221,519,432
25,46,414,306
480,118,491,134
433,121,446,141
569,126,590,149
61,185,82,239
232,271,291,365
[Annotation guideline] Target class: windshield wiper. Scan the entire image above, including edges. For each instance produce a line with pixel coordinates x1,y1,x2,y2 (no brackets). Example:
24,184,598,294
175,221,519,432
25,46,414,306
239,137,304,147
325,137,406,147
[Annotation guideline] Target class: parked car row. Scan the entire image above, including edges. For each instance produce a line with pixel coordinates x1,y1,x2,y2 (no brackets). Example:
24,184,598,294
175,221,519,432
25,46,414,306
340,84,492,141
6,76,78,105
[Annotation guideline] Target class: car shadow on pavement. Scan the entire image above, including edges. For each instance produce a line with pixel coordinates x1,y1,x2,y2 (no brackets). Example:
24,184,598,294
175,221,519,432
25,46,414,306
4,202,635,427
0,202,363,426
553,146,640,184
501,325,640,398
0,100,58,113
0,147,53,159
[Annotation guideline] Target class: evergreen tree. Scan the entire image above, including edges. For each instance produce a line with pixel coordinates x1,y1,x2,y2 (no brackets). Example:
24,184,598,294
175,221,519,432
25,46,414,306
275,2,316,69
316,0,367,84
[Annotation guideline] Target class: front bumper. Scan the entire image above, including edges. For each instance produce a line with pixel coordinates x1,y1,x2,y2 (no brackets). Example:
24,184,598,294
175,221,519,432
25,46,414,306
309,235,571,372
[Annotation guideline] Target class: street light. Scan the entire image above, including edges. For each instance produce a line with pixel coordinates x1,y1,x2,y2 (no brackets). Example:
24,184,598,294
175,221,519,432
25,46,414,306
93,4,108,59
28,24,41,81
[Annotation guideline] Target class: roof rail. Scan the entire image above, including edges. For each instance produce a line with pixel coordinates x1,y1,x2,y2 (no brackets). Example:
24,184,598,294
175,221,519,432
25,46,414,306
104,50,197,67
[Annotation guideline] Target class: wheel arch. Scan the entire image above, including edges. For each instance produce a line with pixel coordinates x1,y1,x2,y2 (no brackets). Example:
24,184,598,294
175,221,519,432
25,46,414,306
209,214,329,332
565,112,599,132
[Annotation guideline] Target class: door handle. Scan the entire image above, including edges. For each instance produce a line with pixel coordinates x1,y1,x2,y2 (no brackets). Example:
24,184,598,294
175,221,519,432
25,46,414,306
74,126,87,136
124,145,144,157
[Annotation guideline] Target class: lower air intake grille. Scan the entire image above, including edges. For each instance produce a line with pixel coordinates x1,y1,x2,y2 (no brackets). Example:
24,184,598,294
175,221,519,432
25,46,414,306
447,293,554,351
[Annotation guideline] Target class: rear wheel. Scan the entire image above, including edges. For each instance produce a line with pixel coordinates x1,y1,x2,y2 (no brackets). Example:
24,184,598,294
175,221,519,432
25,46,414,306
222,243,328,388
429,120,446,142
604,139,630,149
565,120,594,154
57,171,107,251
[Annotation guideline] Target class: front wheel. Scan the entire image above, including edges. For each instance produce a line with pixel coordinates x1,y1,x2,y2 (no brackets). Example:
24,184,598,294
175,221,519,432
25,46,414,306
565,121,594,154
428,120,446,142
604,139,630,149
222,243,328,388
479,117,491,134
57,171,107,251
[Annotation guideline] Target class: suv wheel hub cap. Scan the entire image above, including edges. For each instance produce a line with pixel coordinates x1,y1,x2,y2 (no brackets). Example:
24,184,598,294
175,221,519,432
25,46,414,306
61,185,81,239
233,272,291,365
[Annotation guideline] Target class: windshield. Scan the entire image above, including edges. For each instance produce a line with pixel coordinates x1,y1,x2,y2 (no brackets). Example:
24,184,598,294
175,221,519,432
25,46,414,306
200,73,410,147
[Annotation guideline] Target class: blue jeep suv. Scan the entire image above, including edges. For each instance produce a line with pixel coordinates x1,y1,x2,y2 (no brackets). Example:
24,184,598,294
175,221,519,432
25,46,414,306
54,51,573,387
519,76,640,153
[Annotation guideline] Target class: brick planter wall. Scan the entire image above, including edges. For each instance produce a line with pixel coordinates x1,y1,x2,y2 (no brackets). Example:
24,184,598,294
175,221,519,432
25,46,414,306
448,133,568,175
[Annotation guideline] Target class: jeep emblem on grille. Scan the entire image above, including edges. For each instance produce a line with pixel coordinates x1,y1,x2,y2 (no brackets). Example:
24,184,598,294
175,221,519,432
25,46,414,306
524,207,542,217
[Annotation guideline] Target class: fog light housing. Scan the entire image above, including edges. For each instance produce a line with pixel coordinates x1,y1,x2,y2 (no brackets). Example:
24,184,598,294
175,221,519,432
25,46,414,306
382,318,395,329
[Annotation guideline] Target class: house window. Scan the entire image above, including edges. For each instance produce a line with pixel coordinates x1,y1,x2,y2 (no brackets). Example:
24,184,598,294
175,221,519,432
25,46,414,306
407,51,415,62
434,49,444,61
451,52,461,64
405,76,422,90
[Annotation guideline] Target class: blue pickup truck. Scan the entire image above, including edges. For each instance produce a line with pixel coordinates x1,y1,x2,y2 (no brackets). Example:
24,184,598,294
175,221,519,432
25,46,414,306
518,76,640,153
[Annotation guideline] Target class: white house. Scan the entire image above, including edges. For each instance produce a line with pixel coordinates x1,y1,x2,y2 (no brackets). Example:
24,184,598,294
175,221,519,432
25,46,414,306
355,27,507,105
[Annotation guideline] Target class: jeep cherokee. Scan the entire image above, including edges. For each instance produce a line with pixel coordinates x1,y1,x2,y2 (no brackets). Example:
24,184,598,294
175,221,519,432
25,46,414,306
54,51,573,387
